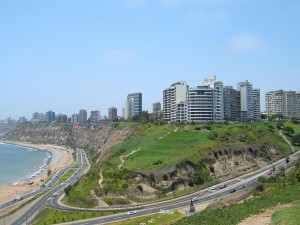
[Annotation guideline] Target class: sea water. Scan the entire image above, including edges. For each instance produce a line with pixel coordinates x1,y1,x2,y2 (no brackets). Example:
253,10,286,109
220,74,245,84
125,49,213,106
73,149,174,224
0,143,50,186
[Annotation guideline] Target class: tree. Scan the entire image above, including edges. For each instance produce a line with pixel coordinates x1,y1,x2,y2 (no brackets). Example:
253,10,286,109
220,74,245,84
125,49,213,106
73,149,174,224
292,133,300,146
261,114,267,120
283,126,294,136
291,116,300,124
270,114,284,121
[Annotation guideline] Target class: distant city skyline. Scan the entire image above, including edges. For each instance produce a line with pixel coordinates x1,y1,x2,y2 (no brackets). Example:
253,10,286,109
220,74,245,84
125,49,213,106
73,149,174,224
1,1,300,119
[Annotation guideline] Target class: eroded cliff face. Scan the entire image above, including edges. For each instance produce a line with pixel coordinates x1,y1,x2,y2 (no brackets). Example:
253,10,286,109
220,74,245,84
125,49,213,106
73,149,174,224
121,144,282,197
0,125,14,140
3,124,133,161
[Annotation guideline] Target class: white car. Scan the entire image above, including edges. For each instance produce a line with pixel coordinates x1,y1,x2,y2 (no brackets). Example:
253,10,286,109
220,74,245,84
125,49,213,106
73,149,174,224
209,187,217,192
127,210,137,215
191,197,198,202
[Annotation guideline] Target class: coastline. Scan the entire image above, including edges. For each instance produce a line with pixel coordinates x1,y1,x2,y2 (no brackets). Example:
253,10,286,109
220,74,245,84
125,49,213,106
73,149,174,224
0,141,74,205
1,141,53,186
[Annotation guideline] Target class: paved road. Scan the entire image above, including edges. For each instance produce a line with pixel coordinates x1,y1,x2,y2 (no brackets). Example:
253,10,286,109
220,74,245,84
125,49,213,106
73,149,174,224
7,148,88,225
48,150,300,225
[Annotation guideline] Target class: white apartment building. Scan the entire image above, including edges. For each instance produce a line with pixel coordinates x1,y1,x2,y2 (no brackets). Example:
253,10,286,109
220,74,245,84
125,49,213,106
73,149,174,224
186,76,224,123
265,90,300,118
163,81,188,122
163,77,260,123
238,80,254,121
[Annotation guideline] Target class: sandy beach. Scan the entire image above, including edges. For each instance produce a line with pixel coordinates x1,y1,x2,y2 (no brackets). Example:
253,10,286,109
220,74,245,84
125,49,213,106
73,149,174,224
0,142,74,206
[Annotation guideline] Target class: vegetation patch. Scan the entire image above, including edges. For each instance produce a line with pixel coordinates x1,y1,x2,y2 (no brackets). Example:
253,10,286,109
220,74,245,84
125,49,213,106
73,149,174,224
272,202,300,225
102,197,132,206
106,211,183,225
31,208,111,225
175,157,300,225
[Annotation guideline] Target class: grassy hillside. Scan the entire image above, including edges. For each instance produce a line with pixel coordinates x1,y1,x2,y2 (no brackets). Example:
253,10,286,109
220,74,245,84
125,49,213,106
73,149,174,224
103,123,290,172
64,122,292,207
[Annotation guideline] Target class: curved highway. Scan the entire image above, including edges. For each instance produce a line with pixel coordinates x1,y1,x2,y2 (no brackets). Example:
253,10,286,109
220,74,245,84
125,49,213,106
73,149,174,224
5,133,300,225
6,148,89,225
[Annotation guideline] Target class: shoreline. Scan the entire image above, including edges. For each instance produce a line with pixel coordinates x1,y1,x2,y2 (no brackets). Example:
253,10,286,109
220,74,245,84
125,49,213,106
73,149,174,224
0,141,54,186
0,141,74,206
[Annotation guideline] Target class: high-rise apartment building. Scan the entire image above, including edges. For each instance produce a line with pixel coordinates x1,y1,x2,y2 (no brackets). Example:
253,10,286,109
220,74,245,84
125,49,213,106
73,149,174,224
125,93,142,119
71,114,79,124
79,109,87,124
90,111,100,123
265,90,300,118
56,114,68,123
238,81,254,121
187,85,214,122
253,89,261,121
163,77,260,123
32,112,45,123
108,107,118,120
46,110,55,123
186,76,224,123
223,86,240,121
163,81,188,122
152,102,161,116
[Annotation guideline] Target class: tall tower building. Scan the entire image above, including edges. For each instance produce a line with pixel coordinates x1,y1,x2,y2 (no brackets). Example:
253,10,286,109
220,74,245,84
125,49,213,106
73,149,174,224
163,81,188,122
79,109,87,125
253,89,261,121
223,86,241,121
152,102,161,116
187,76,224,123
46,110,55,123
108,107,118,120
125,93,142,119
90,111,100,123
71,114,79,124
237,80,254,121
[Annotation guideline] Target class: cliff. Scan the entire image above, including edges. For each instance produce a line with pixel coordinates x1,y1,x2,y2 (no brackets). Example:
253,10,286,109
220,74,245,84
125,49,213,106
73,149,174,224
2,124,133,161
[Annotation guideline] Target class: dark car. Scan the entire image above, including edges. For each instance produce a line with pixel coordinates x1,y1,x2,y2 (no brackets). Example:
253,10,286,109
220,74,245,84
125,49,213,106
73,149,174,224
220,184,227,189
229,189,236,193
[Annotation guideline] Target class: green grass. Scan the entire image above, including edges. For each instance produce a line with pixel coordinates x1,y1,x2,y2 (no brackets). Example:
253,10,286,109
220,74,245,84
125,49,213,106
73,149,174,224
31,208,112,225
284,121,300,134
104,123,290,172
64,122,292,207
62,164,100,208
54,170,75,187
272,202,300,225
107,211,183,225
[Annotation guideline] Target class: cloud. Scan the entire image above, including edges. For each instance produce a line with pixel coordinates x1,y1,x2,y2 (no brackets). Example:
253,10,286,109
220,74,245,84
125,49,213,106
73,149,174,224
226,33,267,53
103,50,136,64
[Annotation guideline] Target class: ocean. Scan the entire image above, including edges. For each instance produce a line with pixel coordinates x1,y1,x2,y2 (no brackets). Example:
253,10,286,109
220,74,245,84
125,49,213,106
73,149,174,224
0,143,51,186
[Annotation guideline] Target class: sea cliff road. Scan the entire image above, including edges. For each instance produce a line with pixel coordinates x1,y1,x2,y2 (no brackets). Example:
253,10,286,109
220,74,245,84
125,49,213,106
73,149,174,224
4,135,300,225
50,150,300,225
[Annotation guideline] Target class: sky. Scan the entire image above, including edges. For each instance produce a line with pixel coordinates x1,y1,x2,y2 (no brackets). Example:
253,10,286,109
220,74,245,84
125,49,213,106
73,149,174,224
1,0,300,119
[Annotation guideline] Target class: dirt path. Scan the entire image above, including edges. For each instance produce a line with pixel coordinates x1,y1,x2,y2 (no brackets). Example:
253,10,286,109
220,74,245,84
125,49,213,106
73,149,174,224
279,130,295,152
99,170,103,188
118,147,141,169
238,205,290,225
